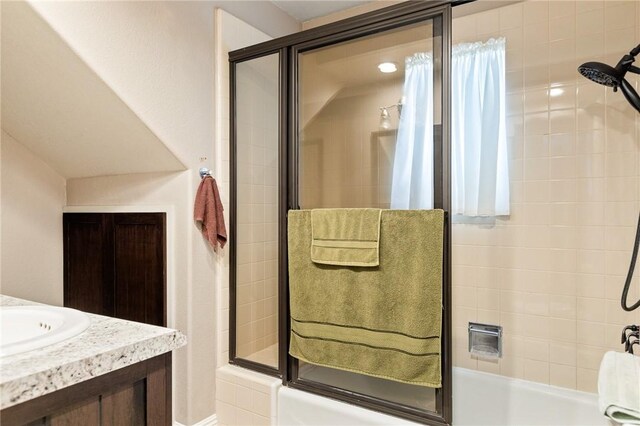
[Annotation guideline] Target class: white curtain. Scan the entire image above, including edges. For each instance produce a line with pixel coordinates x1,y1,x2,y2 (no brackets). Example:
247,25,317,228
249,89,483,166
451,38,509,216
390,38,509,216
390,53,434,209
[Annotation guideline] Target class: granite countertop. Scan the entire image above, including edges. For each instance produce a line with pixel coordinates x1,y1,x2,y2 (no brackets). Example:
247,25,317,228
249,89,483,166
0,295,186,410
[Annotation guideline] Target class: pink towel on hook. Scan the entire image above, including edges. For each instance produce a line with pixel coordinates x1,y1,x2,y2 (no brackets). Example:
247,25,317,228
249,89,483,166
194,176,227,250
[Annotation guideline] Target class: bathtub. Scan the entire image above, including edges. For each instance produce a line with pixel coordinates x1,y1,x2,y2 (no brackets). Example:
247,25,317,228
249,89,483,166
277,367,609,425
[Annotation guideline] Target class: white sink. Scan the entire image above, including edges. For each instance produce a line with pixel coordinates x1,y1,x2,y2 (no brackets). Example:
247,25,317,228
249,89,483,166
0,306,91,357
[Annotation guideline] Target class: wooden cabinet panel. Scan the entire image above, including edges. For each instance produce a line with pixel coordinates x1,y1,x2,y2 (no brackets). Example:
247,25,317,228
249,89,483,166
63,213,166,326
63,214,111,316
0,354,171,426
113,215,165,326
145,356,171,426
49,399,100,426
101,380,145,426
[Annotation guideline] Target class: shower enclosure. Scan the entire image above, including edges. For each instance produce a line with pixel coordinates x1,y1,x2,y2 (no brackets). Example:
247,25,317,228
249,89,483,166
229,2,452,424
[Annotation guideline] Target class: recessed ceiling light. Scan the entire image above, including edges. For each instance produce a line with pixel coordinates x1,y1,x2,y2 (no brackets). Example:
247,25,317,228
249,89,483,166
378,62,397,73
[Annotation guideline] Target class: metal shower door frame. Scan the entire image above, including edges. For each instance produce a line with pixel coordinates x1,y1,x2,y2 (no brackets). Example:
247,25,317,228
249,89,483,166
229,1,454,424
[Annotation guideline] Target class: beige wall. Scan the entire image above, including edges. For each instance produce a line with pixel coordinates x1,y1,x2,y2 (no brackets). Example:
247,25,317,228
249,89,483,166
27,1,296,169
2,3,292,424
451,0,640,392
0,130,66,306
65,171,201,420
301,80,402,209
44,3,221,421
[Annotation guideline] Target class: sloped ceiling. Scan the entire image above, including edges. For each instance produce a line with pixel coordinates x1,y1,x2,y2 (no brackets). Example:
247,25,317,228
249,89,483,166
300,23,431,129
1,1,186,178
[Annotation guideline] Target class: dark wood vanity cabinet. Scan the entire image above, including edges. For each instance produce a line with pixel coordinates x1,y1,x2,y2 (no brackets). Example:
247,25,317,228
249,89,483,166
63,213,166,327
0,353,172,426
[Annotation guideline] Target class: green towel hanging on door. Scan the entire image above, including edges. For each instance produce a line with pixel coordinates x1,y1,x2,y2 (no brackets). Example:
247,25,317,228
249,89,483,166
311,208,382,267
288,209,444,387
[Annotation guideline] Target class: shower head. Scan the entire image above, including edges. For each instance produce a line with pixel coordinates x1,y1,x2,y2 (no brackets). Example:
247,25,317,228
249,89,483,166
577,62,621,87
578,43,640,113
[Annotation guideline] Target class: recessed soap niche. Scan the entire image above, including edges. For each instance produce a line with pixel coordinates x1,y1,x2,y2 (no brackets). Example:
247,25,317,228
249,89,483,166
468,322,502,359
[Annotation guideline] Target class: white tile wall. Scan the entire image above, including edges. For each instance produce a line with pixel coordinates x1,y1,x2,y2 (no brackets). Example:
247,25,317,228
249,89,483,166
451,0,640,392
214,7,640,426
216,365,281,426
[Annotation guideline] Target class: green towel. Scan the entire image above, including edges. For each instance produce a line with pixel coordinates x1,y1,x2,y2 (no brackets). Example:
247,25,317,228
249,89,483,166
311,208,382,267
288,209,444,387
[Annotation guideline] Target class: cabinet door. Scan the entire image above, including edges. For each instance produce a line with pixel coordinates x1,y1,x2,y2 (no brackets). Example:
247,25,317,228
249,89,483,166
63,213,166,326
49,399,100,426
63,213,112,316
113,213,166,326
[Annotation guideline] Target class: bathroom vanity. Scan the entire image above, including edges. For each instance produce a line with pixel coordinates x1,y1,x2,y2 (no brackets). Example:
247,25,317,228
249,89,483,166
0,295,186,425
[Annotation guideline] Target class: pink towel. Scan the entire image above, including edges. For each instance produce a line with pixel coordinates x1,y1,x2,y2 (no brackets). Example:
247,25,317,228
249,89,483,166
194,176,227,250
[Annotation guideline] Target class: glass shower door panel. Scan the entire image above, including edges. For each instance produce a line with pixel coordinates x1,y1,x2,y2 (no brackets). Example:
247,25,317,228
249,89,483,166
234,53,280,369
299,21,441,211
297,18,442,412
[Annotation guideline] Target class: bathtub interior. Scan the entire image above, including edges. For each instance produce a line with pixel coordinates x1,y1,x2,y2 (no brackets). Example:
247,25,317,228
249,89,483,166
277,386,419,426
276,367,608,426
452,368,607,426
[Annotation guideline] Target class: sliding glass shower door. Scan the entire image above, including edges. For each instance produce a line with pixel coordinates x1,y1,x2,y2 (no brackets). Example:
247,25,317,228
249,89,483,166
231,51,283,374
229,2,451,424
299,21,443,211
292,7,450,423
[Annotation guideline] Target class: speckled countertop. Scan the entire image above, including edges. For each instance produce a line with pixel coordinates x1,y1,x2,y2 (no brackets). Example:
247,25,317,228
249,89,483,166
0,295,186,410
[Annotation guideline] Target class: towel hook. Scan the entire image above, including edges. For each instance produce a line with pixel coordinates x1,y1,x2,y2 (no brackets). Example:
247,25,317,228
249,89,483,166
199,167,212,179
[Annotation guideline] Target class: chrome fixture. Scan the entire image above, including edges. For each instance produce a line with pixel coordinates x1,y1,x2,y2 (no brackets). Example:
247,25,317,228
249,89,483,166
621,325,639,354
578,43,640,113
468,322,502,359
378,99,403,129
379,107,392,129
199,167,212,179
